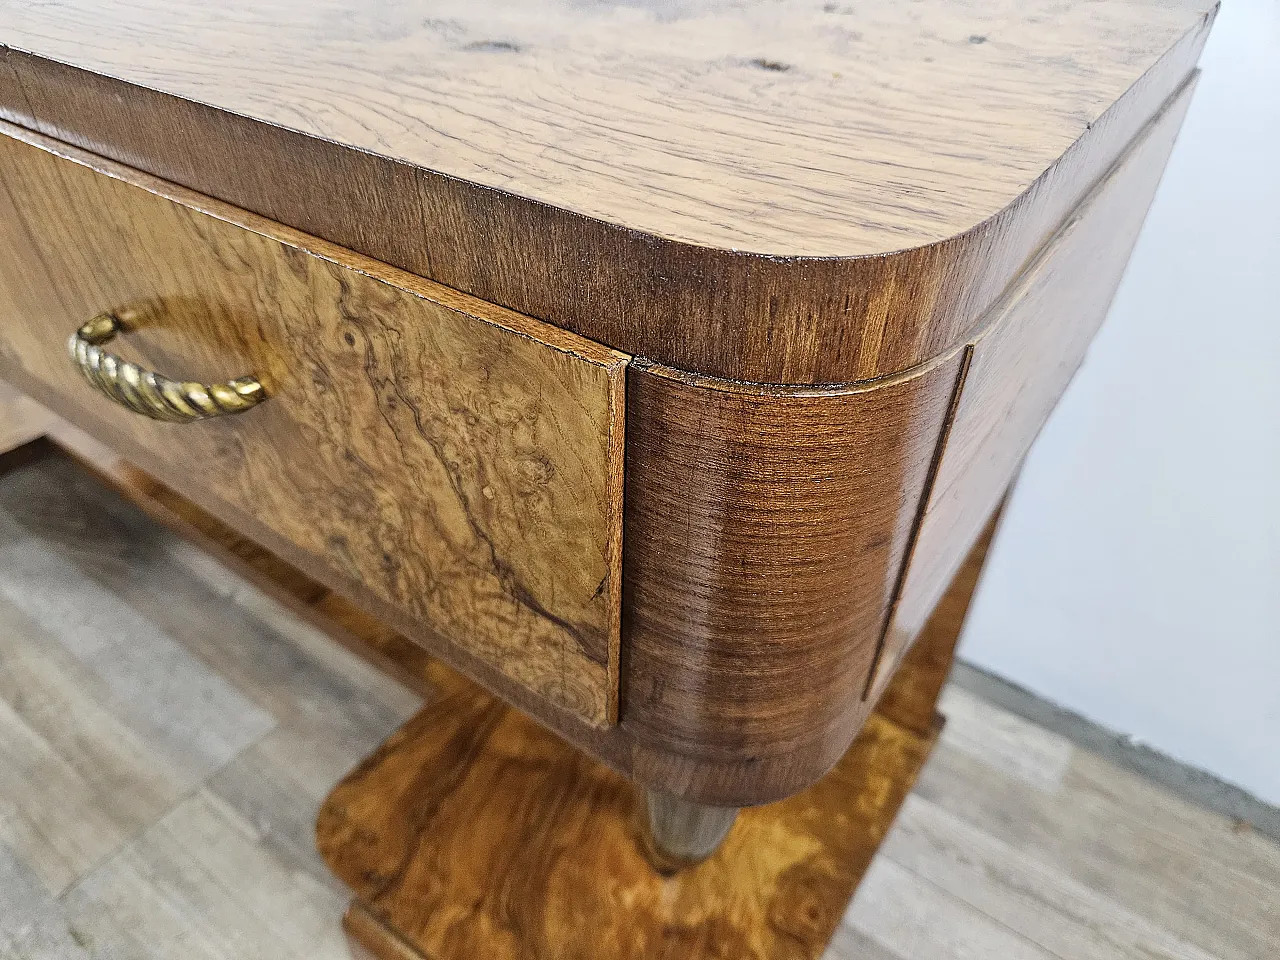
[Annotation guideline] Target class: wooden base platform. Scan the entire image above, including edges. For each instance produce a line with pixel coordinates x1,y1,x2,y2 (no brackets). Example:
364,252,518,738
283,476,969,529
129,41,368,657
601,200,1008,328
318,660,939,960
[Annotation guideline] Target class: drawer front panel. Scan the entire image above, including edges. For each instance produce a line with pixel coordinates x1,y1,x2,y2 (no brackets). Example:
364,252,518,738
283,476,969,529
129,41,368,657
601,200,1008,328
0,122,626,727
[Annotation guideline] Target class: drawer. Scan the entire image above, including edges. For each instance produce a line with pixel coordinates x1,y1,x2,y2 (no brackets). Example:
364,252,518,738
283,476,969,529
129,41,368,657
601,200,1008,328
0,121,627,728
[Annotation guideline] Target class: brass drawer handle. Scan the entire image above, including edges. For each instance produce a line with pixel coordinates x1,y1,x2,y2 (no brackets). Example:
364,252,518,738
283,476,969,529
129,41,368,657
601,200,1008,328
67,313,265,423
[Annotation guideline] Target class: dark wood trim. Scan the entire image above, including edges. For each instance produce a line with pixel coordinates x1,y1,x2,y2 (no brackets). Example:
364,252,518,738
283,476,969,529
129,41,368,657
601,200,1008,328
862,345,974,701
618,357,963,804
873,506,1007,737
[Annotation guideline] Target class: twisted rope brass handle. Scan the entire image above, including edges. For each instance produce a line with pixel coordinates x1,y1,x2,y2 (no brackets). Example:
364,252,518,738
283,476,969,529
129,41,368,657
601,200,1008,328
67,313,265,423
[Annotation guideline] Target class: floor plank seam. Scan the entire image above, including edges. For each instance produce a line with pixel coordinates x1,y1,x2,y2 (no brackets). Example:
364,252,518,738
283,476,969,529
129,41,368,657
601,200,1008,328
882,852,1075,960
49,728,275,909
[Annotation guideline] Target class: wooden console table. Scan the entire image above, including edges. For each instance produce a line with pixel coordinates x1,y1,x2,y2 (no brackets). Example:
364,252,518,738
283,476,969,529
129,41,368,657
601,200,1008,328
0,1,1215,956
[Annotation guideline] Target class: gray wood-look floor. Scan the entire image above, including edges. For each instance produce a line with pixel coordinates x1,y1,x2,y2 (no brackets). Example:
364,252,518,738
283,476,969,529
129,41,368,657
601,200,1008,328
0,451,1276,960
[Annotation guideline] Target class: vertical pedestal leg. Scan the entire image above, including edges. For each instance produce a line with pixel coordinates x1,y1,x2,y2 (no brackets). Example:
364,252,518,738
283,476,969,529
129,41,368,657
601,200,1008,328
638,790,739,872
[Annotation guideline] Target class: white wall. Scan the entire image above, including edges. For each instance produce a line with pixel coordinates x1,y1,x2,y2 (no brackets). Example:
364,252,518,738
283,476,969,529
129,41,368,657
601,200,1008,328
959,0,1280,806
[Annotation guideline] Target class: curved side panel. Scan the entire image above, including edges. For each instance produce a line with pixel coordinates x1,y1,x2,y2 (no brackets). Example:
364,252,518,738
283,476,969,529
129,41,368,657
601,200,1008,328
619,358,964,805
869,74,1200,704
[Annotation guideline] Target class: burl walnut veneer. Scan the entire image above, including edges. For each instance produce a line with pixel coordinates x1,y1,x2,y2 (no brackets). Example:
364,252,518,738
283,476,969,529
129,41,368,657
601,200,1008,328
0,0,1216,954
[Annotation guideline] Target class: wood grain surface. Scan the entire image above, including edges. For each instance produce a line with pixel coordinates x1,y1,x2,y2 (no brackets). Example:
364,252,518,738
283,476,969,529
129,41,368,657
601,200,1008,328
0,0,1216,382
0,121,628,728
46,396,939,812
620,356,965,803
317,664,938,960
873,77,1198,697
38,402,998,823
34,417,656,785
